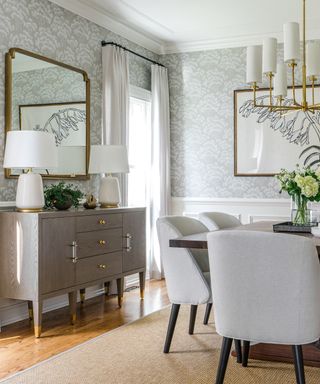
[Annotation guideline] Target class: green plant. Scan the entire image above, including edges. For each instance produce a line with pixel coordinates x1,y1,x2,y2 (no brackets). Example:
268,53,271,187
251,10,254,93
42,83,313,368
44,182,84,209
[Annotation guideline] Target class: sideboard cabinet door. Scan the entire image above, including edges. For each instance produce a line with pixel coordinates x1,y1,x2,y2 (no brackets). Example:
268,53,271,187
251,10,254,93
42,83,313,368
122,211,146,272
40,217,76,294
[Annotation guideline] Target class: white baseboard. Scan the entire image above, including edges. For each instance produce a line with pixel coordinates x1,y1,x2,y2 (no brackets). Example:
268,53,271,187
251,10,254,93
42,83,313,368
171,197,291,224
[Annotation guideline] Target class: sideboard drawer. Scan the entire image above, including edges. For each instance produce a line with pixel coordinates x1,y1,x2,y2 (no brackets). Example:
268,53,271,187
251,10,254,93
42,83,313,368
76,228,122,258
76,213,122,232
76,252,122,284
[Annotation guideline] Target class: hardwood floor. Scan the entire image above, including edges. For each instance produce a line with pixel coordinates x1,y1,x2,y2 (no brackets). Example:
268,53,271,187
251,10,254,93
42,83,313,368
0,279,169,381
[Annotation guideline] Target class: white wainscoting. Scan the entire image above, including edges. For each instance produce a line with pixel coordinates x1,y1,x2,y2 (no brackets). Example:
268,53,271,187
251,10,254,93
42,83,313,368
171,197,291,224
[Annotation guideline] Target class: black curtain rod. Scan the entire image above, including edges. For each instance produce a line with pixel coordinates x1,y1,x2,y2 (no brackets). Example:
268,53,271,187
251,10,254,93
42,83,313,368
101,41,166,68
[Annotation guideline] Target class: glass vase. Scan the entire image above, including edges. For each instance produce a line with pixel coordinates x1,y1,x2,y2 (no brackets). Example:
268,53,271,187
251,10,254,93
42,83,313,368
291,195,310,225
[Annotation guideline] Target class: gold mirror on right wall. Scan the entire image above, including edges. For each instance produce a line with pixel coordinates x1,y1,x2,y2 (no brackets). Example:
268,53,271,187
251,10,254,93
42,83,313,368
5,47,90,180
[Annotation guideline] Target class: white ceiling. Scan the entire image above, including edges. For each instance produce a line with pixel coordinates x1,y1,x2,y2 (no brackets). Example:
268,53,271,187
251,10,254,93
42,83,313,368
50,0,320,54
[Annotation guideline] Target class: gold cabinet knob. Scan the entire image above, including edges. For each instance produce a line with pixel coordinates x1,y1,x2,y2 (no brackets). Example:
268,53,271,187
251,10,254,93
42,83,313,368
99,240,106,245
99,219,106,225
98,264,106,269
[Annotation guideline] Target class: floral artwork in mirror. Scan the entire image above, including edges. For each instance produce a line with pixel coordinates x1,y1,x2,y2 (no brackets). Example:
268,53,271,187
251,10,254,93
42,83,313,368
234,86,320,176
5,48,90,179
19,102,86,176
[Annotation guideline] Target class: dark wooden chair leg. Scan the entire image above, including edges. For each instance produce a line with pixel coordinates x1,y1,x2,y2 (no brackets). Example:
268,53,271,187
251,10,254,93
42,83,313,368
163,304,180,353
234,339,242,363
216,337,233,384
292,345,306,384
189,305,198,335
242,340,250,367
203,303,212,325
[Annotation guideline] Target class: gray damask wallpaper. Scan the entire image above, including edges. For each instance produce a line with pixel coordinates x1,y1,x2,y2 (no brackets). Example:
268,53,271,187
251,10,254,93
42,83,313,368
0,0,157,200
162,49,284,198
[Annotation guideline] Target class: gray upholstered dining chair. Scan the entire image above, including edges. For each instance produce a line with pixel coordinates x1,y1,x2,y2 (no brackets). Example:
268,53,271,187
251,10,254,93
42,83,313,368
207,230,320,384
157,216,212,353
198,211,241,231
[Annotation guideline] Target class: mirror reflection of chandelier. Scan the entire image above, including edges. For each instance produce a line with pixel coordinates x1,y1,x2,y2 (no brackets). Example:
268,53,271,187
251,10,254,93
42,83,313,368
246,0,320,112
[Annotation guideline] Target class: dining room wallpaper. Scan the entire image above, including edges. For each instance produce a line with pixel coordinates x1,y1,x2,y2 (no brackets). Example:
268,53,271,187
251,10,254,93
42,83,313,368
0,0,158,201
161,48,288,199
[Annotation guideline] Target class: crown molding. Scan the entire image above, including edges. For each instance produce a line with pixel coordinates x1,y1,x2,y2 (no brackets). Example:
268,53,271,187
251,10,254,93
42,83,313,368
162,27,320,54
48,0,320,55
48,0,164,54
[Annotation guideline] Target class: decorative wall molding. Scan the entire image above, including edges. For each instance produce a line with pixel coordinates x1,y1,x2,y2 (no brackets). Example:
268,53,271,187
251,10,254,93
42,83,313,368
48,0,163,54
171,197,291,224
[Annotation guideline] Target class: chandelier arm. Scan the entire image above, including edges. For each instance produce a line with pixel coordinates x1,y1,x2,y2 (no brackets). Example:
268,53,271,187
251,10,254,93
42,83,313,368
308,103,320,109
253,104,302,110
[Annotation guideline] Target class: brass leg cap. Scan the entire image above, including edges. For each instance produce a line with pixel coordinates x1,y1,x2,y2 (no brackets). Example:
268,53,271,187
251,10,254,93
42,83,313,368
140,290,145,300
71,314,76,325
28,309,34,321
34,326,42,338
118,296,123,308
80,293,85,304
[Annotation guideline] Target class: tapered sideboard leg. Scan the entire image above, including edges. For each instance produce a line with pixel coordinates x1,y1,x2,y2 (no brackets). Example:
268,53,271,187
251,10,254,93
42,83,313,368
33,300,43,338
116,277,124,307
27,301,33,321
79,288,86,304
104,281,111,296
68,291,77,325
139,271,145,300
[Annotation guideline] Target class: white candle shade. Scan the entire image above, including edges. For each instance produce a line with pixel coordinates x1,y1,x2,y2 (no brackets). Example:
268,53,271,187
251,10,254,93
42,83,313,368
284,22,300,62
3,131,57,169
89,145,129,174
262,37,277,74
274,63,288,98
307,41,320,77
246,45,262,84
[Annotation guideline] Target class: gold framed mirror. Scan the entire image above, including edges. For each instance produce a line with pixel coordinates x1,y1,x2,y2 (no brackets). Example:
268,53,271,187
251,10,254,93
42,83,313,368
5,48,90,180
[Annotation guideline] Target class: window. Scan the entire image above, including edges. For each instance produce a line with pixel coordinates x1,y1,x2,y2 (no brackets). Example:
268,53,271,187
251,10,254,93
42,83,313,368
128,86,151,272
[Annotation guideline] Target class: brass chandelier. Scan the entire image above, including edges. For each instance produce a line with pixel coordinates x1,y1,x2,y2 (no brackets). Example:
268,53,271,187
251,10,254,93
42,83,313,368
246,0,320,112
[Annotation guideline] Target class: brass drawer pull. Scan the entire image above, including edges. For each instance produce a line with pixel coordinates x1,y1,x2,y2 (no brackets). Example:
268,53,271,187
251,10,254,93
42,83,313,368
99,240,106,245
98,264,106,269
99,219,106,225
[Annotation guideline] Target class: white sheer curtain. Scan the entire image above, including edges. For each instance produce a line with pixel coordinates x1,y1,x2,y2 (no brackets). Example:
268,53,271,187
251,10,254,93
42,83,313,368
150,65,171,279
102,45,129,205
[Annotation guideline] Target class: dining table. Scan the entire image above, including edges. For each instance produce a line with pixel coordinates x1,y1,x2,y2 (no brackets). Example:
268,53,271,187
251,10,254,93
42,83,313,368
169,220,320,367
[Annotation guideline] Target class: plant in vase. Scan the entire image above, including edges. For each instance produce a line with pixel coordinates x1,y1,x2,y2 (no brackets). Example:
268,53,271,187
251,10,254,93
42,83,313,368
44,182,84,210
276,167,320,225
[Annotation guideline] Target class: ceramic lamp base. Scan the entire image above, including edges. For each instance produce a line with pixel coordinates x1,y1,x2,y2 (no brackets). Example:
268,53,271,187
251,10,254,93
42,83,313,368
99,175,121,208
16,172,45,211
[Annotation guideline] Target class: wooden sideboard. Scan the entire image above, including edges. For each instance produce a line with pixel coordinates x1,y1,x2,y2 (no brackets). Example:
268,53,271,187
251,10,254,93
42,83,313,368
0,207,146,337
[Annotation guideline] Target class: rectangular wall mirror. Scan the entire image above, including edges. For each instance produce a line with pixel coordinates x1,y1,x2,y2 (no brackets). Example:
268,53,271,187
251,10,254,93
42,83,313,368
5,48,90,179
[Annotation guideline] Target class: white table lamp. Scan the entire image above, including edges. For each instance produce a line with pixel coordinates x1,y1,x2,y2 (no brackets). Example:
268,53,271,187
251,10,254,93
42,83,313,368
89,145,129,208
3,131,58,212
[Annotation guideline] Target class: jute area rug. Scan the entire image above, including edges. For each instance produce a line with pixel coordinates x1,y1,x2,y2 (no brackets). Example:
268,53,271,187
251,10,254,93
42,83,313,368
1,305,320,384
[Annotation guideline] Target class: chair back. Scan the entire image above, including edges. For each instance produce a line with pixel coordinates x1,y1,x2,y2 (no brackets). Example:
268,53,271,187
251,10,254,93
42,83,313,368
157,216,210,305
207,230,320,345
199,212,240,231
